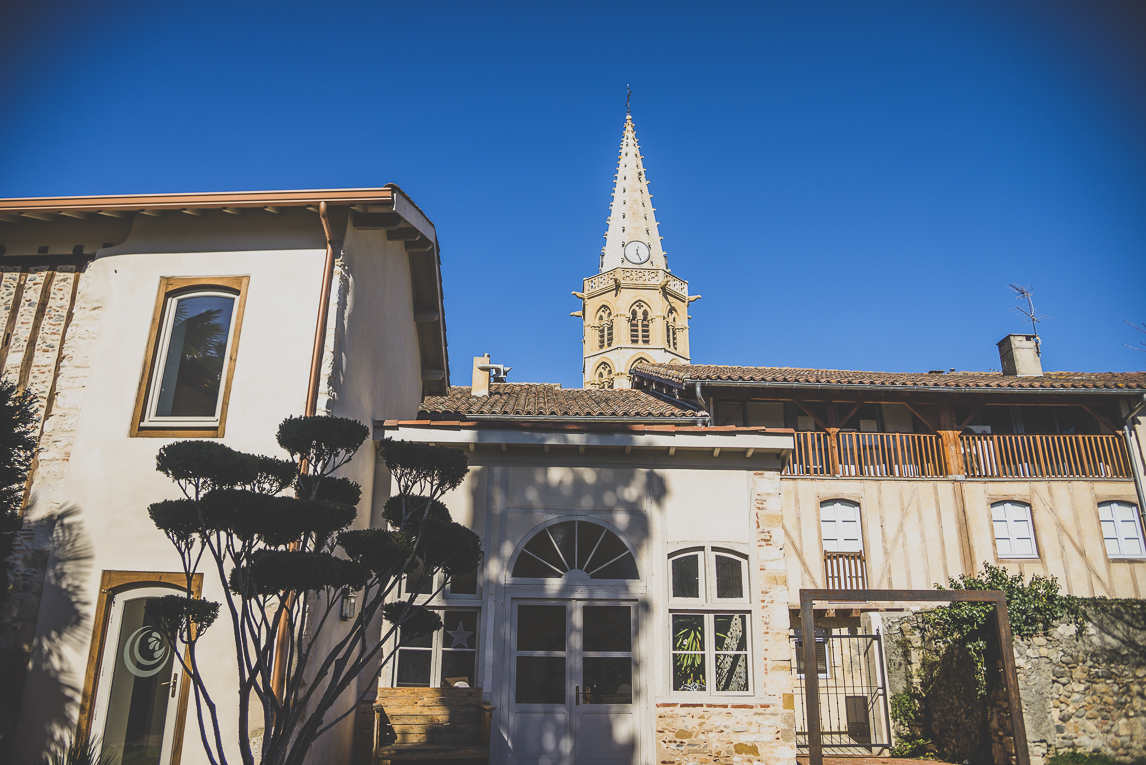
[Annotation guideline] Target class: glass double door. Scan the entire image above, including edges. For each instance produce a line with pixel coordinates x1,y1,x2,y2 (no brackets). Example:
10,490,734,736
510,599,638,765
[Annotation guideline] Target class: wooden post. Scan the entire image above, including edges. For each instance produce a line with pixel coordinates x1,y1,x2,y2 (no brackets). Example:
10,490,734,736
826,427,841,477
938,431,964,477
801,594,823,765
994,598,1031,765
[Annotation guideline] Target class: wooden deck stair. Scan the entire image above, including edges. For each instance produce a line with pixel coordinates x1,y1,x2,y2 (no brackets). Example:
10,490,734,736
374,687,493,764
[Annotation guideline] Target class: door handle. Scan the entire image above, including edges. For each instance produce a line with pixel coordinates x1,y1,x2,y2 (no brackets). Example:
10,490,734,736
575,685,580,706
163,674,179,698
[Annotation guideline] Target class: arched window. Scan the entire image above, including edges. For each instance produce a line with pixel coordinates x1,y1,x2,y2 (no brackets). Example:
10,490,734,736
990,501,1038,559
1098,501,1145,558
668,547,751,694
820,500,867,589
594,362,613,388
819,500,862,552
629,302,650,345
666,307,679,350
596,306,613,349
628,357,650,375
511,520,638,579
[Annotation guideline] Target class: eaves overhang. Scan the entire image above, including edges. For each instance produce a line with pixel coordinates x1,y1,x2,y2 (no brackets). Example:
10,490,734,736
376,421,794,455
633,370,1145,397
0,183,450,393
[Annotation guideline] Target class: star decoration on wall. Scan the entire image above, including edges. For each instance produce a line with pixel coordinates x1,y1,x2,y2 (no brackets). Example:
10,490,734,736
446,621,473,648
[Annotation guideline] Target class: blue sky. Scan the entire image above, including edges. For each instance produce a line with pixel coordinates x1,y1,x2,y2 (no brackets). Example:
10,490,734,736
2,1,1143,388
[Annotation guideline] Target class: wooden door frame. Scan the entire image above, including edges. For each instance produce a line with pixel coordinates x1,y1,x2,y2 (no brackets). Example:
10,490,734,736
76,571,203,764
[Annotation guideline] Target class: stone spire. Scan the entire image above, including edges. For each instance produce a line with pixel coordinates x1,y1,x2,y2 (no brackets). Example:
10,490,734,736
599,113,667,273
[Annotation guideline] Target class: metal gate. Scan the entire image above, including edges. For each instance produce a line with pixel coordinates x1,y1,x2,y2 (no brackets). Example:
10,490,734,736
790,628,893,754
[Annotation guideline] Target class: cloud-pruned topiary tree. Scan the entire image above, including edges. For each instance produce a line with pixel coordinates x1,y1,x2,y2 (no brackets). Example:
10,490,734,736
148,416,480,765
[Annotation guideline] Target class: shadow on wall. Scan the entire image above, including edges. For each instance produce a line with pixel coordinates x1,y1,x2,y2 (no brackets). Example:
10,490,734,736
1087,603,1146,665
476,463,665,762
7,506,94,764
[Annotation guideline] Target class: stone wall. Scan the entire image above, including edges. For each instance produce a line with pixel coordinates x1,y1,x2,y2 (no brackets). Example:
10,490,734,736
884,605,1146,765
0,265,91,761
657,701,794,763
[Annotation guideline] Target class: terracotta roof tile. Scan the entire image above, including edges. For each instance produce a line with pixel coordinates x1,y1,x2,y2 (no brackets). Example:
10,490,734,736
633,363,1146,391
418,384,704,420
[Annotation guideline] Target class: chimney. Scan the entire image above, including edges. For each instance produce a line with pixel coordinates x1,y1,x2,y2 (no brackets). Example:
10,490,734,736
472,354,491,397
997,334,1042,377
471,355,512,396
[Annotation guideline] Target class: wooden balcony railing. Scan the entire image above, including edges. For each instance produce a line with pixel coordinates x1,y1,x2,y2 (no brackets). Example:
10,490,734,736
788,431,833,476
960,434,1132,479
785,430,1133,481
785,431,945,477
824,551,867,590
837,432,945,478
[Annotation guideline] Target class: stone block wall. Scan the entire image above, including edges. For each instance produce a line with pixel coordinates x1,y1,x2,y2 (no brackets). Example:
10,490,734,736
885,605,1146,765
657,701,794,764
1004,612,1145,764
652,471,797,765
0,264,91,761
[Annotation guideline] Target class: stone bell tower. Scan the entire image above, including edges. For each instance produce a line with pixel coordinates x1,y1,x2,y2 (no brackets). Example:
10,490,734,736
573,109,696,389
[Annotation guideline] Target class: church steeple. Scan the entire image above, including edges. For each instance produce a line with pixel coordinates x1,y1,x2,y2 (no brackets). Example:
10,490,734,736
599,113,668,273
575,108,696,389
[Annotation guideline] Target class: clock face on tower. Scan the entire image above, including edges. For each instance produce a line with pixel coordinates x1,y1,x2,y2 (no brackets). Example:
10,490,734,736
623,240,651,265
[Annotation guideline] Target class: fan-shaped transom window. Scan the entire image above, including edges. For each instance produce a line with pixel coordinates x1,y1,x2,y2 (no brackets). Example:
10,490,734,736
512,520,639,580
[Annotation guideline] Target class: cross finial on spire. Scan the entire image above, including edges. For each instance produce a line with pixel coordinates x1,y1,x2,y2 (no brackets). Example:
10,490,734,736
626,85,631,116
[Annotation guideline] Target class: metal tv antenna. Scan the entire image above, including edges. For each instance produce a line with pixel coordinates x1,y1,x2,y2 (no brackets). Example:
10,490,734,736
1008,283,1049,356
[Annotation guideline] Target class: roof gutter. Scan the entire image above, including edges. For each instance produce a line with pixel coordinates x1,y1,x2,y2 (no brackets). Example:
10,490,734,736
1123,394,1146,537
274,200,339,702
305,201,338,416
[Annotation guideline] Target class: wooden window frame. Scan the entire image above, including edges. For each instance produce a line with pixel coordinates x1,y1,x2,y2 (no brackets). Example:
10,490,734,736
130,276,249,438
76,570,204,765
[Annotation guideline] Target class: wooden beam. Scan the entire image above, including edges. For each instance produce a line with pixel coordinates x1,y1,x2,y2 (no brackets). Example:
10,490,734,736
98,210,130,219
58,210,92,221
668,446,676,456
137,209,164,217
20,212,57,222
0,214,19,224
902,401,937,432
1081,403,1120,434
624,445,632,455
837,402,863,429
264,206,281,214
352,211,404,229
793,400,831,431
387,227,422,241
180,209,203,217
405,237,435,251
414,311,440,323
745,448,755,458
957,404,984,430
712,448,721,458
221,207,243,215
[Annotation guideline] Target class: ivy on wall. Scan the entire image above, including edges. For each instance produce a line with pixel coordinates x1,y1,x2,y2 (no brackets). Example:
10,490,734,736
925,562,1085,697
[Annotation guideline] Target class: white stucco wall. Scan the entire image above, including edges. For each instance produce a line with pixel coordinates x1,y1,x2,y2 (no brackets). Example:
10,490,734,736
13,212,433,765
